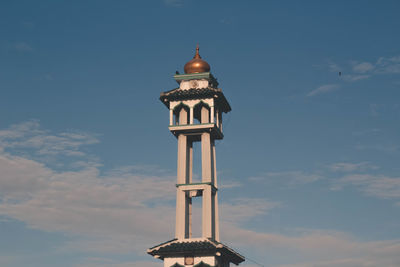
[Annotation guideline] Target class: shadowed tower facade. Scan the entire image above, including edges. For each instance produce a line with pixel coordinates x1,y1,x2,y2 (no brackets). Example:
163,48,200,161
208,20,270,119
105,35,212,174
148,46,244,267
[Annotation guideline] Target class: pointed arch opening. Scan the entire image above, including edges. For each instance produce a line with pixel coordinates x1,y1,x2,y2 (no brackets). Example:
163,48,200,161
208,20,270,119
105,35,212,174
174,103,190,125
193,101,210,124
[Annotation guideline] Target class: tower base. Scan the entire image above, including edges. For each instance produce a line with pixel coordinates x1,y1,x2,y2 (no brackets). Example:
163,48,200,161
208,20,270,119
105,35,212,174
148,238,245,267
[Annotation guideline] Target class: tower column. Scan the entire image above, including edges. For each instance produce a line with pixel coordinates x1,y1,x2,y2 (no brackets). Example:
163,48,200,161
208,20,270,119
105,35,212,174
202,185,213,238
212,141,220,241
176,134,191,239
190,106,194,124
201,132,213,183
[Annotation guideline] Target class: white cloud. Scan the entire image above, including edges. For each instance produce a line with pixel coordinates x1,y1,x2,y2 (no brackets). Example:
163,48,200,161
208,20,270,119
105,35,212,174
220,198,279,225
0,155,176,244
0,120,99,160
376,56,400,74
352,62,374,73
2,121,400,267
219,180,242,189
327,61,341,72
333,174,400,199
14,42,33,52
307,84,339,97
320,55,400,89
355,143,398,153
261,171,322,184
221,225,400,267
276,257,393,267
76,258,161,267
329,162,378,172
21,21,35,29
341,74,369,82
0,121,177,259
352,128,382,136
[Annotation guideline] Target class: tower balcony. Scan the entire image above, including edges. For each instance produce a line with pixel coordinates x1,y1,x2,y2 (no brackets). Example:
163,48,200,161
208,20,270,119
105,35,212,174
169,123,224,140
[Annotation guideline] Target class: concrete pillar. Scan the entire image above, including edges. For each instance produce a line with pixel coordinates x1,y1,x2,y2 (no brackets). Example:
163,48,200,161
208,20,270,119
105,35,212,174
188,195,192,238
212,190,216,239
190,107,194,124
201,133,212,183
214,191,220,241
185,192,191,238
186,141,193,238
175,188,186,239
212,141,220,241
177,135,188,184
176,134,190,239
210,106,214,123
188,141,193,183
170,109,173,125
202,185,212,238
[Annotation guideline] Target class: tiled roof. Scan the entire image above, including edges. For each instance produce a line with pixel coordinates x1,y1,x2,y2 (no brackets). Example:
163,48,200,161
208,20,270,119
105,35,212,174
160,87,231,113
148,239,244,265
154,240,216,254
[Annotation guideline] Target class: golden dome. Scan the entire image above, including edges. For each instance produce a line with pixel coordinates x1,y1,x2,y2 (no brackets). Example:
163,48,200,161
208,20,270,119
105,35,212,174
184,45,211,74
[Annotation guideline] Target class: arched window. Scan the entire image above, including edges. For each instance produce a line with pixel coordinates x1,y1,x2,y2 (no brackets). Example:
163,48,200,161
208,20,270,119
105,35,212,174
174,103,190,125
193,102,210,124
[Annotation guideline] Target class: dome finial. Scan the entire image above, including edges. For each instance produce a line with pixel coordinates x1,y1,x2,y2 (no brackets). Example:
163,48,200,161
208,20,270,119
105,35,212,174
184,45,210,74
194,44,200,59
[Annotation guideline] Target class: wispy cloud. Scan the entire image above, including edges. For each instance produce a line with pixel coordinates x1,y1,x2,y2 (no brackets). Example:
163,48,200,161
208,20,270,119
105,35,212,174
222,224,400,267
352,62,374,73
376,56,400,74
352,128,382,136
21,21,35,29
326,55,400,81
0,120,273,265
327,61,341,72
1,121,400,266
14,42,33,52
332,174,400,200
0,121,178,259
355,143,398,153
0,150,176,255
220,198,279,225
250,170,322,185
0,120,99,161
341,74,369,82
76,258,160,267
307,84,339,97
328,162,379,172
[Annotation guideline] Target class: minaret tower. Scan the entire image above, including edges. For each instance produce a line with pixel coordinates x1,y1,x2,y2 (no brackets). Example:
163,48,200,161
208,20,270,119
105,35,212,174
148,46,244,267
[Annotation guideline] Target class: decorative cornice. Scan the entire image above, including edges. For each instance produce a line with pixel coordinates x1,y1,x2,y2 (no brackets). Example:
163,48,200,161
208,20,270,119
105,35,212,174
174,72,212,81
160,87,231,113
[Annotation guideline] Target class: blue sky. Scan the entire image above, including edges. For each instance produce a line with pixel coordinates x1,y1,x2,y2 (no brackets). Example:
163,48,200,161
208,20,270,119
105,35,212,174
1,0,400,266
